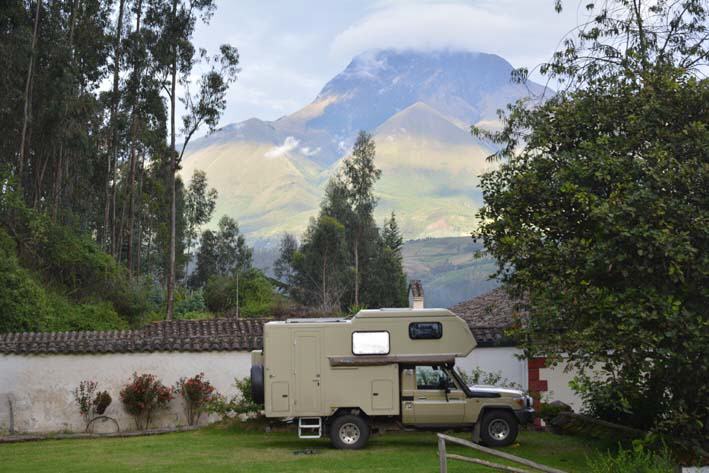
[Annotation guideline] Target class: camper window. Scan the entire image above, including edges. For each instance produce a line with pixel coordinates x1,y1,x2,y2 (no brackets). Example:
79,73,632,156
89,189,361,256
352,331,390,355
409,322,443,340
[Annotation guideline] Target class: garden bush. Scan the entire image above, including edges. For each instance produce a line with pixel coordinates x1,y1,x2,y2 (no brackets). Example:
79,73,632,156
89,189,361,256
205,377,263,419
587,444,675,473
203,270,275,315
570,374,659,431
0,185,154,331
120,373,173,430
174,290,207,317
44,295,129,332
0,229,50,332
174,373,217,426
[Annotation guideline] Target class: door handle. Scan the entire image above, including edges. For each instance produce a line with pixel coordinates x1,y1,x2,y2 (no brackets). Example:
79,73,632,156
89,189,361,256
373,392,379,396
417,396,427,400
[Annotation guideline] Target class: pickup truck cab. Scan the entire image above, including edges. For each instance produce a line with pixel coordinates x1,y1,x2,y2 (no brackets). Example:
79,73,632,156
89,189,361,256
251,308,533,449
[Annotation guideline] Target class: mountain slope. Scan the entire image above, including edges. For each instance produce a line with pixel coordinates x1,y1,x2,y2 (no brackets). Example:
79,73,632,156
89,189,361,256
182,49,545,242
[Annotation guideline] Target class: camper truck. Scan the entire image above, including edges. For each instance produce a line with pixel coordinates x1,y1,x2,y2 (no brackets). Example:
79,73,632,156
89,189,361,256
250,308,534,449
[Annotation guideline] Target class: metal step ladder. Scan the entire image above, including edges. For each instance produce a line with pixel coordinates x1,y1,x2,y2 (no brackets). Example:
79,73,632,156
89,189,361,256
298,417,322,439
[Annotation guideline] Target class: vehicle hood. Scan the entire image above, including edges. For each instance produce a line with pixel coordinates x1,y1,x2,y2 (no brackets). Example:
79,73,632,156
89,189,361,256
468,385,524,396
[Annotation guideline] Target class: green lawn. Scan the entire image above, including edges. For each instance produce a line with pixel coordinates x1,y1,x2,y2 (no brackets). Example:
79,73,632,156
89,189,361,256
1,424,612,473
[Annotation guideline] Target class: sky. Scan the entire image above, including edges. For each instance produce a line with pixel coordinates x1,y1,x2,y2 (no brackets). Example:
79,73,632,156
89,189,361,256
190,0,586,127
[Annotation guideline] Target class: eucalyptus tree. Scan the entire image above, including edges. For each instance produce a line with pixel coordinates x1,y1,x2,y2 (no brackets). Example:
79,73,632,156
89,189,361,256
145,0,238,319
341,131,381,306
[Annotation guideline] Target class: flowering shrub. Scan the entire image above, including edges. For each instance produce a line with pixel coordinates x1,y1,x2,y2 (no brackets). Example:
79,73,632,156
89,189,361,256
72,380,113,430
174,373,217,425
73,380,98,422
120,373,173,430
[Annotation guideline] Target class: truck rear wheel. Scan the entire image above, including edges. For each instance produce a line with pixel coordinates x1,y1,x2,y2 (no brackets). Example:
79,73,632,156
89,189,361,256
329,415,370,450
479,410,518,447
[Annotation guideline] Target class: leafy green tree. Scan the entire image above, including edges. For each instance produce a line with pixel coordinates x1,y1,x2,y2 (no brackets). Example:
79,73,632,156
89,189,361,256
215,215,252,276
474,0,708,450
189,215,252,289
382,211,404,254
340,131,381,305
203,269,274,316
287,140,407,311
292,215,351,311
362,212,407,308
189,229,218,289
274,232,298,285
145,0,239,320
184,169,217,274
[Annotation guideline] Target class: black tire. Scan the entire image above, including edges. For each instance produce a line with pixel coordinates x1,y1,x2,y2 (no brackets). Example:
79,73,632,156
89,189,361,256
479,410,518,447
250,364,264,404
329,414,370,450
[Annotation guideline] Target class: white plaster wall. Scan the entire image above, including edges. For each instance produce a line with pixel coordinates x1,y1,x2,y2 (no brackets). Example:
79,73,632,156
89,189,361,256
456,347,527,390
0,351,251,434
540,362,606,412
539,363,583,411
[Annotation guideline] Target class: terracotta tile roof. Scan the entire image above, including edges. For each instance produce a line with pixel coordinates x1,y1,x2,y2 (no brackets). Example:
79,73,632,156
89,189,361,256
449,288,527,347
0,318,265,355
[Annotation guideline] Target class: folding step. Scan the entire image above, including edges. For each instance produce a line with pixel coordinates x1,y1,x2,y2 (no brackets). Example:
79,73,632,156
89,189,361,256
298,417,322,439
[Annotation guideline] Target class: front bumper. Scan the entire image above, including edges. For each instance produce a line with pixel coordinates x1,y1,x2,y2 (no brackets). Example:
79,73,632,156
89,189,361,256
514,407,535,425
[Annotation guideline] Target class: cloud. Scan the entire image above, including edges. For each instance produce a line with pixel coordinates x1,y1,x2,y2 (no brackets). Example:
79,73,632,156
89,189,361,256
331,1,582,71
300,146,321,156
264,136,300,158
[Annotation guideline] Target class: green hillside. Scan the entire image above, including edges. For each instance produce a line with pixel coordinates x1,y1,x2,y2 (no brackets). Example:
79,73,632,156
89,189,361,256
402,237,499,308
181,102,496,241
0,206,150,333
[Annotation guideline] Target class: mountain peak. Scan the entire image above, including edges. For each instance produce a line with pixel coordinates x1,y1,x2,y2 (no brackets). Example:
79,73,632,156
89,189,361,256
306,48,538,144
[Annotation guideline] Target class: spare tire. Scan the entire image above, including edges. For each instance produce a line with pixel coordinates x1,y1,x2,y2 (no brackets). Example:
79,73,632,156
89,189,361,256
250,364,265,404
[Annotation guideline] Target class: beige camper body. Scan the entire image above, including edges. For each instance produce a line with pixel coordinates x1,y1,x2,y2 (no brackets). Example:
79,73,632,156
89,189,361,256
259,309,475,418
251,308,533,449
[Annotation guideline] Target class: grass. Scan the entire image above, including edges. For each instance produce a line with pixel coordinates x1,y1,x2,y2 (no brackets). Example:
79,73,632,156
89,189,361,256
0,423,614,473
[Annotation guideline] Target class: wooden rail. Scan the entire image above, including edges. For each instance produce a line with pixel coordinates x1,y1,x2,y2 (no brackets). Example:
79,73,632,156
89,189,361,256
437,433,568,473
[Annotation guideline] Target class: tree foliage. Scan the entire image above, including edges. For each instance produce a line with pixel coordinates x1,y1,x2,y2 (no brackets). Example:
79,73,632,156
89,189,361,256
280,133,407,311
0,0,235,329
474,0,708,451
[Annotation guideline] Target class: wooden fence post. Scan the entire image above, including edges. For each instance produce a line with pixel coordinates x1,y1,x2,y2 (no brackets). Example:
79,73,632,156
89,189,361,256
438,434,447,473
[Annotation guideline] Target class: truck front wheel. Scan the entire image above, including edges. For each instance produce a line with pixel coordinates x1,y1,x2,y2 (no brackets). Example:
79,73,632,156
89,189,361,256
329,415,370,449
479,410,518,447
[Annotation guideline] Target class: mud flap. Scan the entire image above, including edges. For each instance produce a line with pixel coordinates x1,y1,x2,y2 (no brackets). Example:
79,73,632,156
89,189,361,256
472,422,481,443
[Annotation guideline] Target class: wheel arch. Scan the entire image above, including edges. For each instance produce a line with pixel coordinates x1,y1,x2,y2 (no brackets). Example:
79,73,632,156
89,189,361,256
478,405,515,422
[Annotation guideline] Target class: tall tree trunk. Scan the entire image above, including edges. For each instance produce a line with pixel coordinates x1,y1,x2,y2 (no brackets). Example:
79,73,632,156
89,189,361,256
33,153,49,209
103,0,126,250
165,0,178,320
51,145,63,221
322,255,327,310
129,152,145,277
51,0,78,222
353,240,359,306
18,0,42,181
125,0,142,277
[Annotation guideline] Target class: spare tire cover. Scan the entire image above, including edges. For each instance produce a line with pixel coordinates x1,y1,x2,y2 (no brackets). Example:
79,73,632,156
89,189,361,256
250,364,265,404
